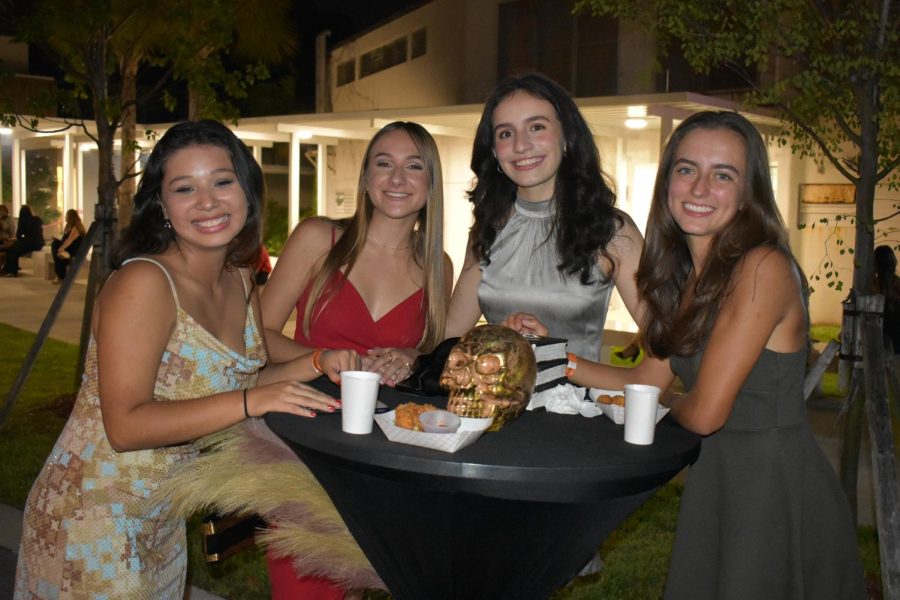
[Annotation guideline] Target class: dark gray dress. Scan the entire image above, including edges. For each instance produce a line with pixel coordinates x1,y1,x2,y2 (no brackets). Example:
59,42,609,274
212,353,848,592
665,347,865,600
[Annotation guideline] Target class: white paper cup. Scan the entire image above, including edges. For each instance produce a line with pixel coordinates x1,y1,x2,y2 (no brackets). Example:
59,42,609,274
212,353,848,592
623,384,661,445
340,371,381,434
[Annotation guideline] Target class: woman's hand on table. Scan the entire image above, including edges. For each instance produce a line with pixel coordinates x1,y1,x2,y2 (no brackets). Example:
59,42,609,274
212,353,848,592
319,349,361,384
247,381,341,418
501,312,550,337
364,347,421,387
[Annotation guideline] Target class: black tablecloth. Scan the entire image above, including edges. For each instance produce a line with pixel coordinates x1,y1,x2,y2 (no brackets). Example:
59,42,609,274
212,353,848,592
266,378,700,599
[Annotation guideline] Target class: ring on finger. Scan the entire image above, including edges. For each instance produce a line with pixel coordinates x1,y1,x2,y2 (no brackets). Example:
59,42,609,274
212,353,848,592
387,351,393,362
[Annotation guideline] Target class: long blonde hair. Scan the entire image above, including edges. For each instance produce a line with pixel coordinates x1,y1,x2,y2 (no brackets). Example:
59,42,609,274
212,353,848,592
301,121,447,351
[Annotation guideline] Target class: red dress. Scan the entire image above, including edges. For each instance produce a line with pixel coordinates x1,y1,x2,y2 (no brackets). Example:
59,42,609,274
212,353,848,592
269,269,426,600
293,270,425,352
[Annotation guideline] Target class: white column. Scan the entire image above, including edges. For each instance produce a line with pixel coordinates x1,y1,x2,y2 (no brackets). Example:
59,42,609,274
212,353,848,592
13,138,21,213
316,142,327,216
289,131,302,230
63,132,73,213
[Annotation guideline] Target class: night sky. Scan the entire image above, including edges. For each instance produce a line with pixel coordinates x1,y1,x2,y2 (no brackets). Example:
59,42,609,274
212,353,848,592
1,0,425,121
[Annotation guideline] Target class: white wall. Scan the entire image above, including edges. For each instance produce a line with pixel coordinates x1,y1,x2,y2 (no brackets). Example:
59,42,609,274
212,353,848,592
791,154,900,325
330,0,469,111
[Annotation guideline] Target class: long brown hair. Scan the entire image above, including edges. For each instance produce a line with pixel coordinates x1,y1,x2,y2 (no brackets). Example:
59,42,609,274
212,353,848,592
638,111,793,357
301,122,447,351
64,209,86,237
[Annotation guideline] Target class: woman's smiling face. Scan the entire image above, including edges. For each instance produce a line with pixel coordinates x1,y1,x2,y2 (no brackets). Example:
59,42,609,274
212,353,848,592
492,91,565,202
160,144,247,253
667,127,747,248
365,129,429,221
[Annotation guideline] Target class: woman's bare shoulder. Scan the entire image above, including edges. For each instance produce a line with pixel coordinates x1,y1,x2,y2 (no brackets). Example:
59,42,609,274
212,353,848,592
98,259,177,320
282,217,341,255
736,246,797,281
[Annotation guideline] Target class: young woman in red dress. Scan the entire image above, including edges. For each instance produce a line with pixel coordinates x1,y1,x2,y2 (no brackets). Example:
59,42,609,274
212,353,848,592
260,121,452,599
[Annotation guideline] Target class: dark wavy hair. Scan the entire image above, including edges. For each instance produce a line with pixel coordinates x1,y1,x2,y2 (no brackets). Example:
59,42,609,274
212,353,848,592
638,111,794,357
114,119,264,269
468,72,621,284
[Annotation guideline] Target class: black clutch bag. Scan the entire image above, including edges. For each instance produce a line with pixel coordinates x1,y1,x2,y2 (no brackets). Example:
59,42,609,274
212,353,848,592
201,513,265,562
394,337,459,397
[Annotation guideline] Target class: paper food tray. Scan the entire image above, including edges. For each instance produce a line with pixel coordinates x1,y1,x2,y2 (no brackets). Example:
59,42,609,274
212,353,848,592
588,388,670,425
374,410,493,453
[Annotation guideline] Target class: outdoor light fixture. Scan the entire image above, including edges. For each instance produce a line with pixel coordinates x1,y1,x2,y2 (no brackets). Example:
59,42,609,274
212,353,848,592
0,127,12,135
296,131,313,140
625,105,648,130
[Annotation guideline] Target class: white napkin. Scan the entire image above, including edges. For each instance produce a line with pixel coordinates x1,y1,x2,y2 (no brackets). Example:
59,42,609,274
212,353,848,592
528,383,603,418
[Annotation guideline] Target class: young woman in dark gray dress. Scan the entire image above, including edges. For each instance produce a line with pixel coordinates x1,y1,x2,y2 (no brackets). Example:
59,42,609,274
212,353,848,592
551,111,865,599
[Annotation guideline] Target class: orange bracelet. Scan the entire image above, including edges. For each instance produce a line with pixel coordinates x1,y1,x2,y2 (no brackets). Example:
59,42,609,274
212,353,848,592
565,352,577,378
311,349,324,375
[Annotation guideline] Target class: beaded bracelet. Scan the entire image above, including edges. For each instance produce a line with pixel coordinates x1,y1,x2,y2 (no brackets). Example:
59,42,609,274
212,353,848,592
565,352,577,378
243,388,250,418
311,349,324,375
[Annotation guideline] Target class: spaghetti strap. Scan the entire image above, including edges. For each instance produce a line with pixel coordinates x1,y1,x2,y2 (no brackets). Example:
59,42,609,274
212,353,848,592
238,268,252,301
122,257,181,311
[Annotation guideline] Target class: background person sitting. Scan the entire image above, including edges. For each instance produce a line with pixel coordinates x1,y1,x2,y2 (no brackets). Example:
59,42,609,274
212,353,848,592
3,205,44,277
874,244,899,362
50,209,87,283
0,204,14,246
255,244,272,285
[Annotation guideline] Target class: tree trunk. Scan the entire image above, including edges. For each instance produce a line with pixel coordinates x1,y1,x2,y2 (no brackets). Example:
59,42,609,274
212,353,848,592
187,84,201,121
117,54,140,229
78,122,119,378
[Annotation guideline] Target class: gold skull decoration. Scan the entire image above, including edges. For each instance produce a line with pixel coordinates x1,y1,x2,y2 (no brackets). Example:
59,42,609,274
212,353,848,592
440,324,537,431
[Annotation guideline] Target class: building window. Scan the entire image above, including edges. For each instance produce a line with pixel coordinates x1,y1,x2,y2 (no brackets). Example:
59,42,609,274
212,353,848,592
498,0,618,97
336,60,356,87
360,36,408,78
411,28,427,59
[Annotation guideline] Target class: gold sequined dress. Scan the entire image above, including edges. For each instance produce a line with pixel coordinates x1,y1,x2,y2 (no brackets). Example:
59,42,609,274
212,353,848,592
14,258,265,598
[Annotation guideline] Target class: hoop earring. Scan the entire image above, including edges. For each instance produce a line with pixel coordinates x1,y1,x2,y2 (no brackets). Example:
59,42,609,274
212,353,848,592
496,162,504,175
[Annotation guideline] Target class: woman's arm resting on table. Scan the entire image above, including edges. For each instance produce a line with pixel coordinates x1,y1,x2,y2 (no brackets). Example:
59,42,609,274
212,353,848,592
260,218,333,362
254,290,360,385
96,263,339,452
568,352,676,395
666,248,806,435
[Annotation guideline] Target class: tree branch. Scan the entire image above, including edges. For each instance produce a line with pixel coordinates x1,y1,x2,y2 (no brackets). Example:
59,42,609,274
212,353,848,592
875,209,900,224
776,100,859,182
134,63,177,109
877,155,900,182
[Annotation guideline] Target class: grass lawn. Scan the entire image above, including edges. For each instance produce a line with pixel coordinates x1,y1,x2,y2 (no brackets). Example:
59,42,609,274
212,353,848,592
0,323,886,598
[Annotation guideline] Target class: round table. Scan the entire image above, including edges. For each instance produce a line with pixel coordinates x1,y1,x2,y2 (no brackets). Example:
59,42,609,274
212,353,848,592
265,379,699,599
